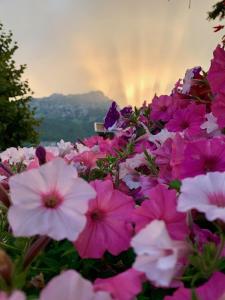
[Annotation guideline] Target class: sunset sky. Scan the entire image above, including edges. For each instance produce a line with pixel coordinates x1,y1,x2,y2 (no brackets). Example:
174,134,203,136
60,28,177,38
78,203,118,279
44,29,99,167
0,0,222,106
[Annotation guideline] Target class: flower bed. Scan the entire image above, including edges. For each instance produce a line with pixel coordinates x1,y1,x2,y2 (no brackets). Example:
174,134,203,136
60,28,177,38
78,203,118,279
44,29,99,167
0,44,225,299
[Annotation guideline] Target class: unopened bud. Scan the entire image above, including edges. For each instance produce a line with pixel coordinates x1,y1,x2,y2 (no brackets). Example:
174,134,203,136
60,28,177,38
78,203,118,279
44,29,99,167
0,249,13,285
35,146,46,165
0,183,11,208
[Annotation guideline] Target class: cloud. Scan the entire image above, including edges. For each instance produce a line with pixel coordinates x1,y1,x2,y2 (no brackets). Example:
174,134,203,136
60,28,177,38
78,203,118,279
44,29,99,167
0,0,221,105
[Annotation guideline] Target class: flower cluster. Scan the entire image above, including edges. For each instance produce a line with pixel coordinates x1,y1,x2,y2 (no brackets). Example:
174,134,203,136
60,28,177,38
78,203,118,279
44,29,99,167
0,44,225,299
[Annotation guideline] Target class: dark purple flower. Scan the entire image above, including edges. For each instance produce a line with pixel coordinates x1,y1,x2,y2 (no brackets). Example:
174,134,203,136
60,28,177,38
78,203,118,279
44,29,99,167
104,101,120,129
120,106,133,118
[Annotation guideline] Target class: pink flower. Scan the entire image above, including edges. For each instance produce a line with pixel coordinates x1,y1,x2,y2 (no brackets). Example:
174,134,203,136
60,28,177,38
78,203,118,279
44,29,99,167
27,151,56,170
207,44,225,95
8,158,96,241
74,179,134,258
150,95,176,122
133,184,188,240
166,103,206,137
178,137,225,179
94,269,144,300
212,92,225,128
83,136,122,155
178,171,225,222
73,150,104,170
131,220,187,287
165,272,225,300
153,138,173,181
0,291,25,300
40,270,112,300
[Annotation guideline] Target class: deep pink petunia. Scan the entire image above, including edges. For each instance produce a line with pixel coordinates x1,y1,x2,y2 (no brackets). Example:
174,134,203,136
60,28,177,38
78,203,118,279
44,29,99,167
207,44,225,95
94,269,144,300
178,137,225,179
212,92,225,128
150,95,177,122
153,138,173,182
74,179,134,258
164,272,225,300
133,184,188,241
166,103,206,137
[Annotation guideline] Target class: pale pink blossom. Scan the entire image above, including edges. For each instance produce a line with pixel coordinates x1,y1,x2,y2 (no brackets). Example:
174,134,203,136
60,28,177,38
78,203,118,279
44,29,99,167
131,220,186,287
0,291,25,300
40,270,112,300
8,158,96,241
119,153,148,179
178,171,225,222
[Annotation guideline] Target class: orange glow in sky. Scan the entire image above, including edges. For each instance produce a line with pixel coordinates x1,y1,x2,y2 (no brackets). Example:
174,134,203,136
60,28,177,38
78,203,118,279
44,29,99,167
0,0,222,106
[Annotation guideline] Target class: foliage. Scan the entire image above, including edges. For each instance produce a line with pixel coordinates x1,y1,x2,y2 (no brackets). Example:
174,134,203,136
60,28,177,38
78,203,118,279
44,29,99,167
0,23,40,150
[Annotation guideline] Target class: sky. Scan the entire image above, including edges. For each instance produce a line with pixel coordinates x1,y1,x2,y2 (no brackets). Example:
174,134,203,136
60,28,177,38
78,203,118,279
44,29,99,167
0,0,222,106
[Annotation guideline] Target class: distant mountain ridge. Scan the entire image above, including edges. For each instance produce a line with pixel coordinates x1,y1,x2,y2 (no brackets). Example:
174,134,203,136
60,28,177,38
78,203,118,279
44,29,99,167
31,91,112,143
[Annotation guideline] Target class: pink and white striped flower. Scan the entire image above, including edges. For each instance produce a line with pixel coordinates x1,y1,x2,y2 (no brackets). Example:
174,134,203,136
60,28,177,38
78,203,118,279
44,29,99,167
8,158,96,241
178,171,225,222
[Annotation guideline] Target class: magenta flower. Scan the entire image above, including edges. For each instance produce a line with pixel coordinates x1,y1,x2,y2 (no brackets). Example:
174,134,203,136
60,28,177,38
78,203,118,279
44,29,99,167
166,103,206,137
40,270,112,300
133,184,188,240
165,272,225,300
8,158,96,241
178,171,225,222
212,92,225,129
74,179,134,258
207,44,225,95
150,95,176,122
179,137,225,179
94,269,144,300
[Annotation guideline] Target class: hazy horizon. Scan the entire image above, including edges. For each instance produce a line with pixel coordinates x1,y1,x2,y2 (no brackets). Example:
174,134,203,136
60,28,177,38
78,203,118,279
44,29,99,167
0,0,222,106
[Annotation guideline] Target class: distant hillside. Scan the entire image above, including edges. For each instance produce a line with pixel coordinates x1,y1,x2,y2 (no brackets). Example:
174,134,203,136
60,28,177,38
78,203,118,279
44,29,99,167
31,91,112,143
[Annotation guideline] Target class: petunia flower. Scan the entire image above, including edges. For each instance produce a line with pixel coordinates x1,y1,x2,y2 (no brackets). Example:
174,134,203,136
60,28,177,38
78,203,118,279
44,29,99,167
164,272,225,300
131,220,187,287
8,158,96,241
94,269,144,300
212,92,225,129
178,137,225,179
207,44,225,95
178,171,225,222
40,270,112,300
166,103,206,137
133,184,188,241
0,291,25,300
74,179,134,258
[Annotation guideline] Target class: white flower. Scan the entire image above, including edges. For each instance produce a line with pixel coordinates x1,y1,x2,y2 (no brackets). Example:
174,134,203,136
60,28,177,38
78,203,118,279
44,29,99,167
178,171,225,222
131,220,185,287
119,153,148,179
200,113,220,135
57,139,74,156
149,129,175,146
